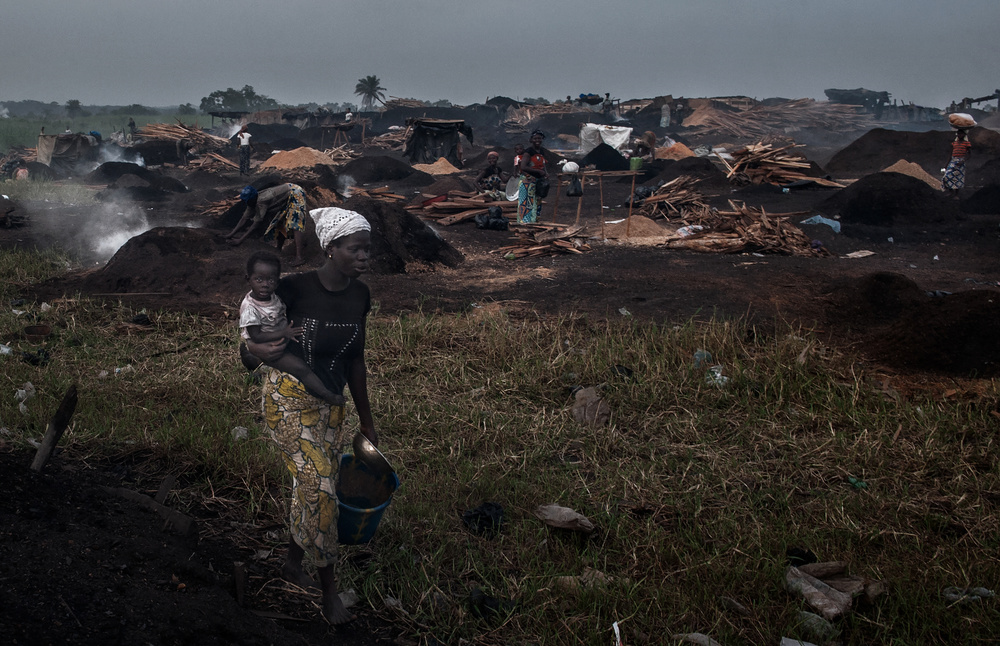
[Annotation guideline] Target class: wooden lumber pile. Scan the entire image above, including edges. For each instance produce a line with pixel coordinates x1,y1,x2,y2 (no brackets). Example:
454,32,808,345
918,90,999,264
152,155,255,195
135,122,231,149
322,145,360,164
367,129,409,150
718,142,844,187
408,191,516,226
502,103,585,131
684,98,873,139
189,152,239,171
493,224,592,259
347,186,407,203
200,199,235,218
384,97,427,109
663,200,825,256
636,175,710,218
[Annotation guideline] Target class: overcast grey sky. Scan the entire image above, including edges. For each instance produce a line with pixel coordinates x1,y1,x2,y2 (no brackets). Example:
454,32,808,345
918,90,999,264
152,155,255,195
2,0,997,110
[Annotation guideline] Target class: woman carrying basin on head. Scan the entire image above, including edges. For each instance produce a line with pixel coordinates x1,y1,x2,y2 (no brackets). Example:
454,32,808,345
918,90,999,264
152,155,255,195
246,207,378,625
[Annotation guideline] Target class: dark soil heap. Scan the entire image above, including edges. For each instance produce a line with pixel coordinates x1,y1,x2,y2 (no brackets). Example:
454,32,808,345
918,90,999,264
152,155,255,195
580,143,629,172
816,172,961,228
825,272,1000,376
339,156,432,186
825,127,1000,178
344,196,464,273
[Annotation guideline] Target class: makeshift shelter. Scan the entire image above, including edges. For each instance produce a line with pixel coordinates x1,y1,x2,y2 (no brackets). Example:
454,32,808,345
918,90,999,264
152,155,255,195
579,123,632,154
403,118,474,167
35,133,100,176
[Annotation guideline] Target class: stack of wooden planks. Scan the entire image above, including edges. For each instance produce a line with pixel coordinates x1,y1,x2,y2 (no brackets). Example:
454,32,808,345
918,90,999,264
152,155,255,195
408,191,516,226
367,129,409,151
683,98,872,139
189,152,238,171
384,97,427,109
322,145,360,164
636,175,710,218
717,142,844,187
348,186,407,203
493,224,592,259
135,122,232,148
663,200,825,256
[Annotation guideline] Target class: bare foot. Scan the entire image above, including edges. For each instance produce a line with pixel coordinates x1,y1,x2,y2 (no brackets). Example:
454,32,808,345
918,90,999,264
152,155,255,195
281,562,319,589
323,592,356,625
290,257,307,267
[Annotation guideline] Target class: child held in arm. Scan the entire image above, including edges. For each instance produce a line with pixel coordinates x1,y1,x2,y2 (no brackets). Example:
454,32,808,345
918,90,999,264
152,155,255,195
239,251,345,406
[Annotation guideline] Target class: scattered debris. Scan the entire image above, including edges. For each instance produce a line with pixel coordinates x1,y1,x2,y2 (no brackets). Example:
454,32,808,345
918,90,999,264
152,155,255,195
535,504,595,534
570,386,611,426
462,501,504,537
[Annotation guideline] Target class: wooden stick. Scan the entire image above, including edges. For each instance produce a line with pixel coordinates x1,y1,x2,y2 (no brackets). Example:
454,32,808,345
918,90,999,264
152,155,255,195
599,175,605,240
30,384,78,472
551,176,562,222
573,174,584,226
625,172,637,237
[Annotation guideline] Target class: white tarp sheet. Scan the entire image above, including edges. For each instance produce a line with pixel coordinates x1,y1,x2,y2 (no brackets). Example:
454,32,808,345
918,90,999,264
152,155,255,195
579,123,633,154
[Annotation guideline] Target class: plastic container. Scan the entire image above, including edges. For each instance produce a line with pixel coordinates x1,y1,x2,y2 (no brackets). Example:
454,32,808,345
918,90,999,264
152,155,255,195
336,454,399,545
629,157,643,171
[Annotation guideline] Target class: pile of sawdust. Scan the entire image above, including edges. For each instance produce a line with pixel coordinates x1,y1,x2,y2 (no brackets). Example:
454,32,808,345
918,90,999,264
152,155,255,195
260,147,337,170
412,157,460,175
882,159,942,190
655,142,696,160
601,216,669,240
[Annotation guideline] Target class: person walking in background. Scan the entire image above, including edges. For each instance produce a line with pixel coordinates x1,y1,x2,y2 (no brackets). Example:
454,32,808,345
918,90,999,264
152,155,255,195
245,207,378,625
942,128,971,198
236,125,254,176
517,130,548,224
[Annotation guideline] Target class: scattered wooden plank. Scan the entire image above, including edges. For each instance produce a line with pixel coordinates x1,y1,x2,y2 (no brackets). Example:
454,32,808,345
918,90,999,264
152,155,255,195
30,384,79,473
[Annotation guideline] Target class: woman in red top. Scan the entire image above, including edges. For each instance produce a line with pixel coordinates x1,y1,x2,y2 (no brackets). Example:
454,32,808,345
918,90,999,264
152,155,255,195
517,130,548,224
942,129,972,197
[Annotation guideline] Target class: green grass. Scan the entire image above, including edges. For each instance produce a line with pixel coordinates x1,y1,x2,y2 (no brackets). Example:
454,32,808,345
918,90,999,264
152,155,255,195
0,113,212,149
0,178,99,204
1,251,997,645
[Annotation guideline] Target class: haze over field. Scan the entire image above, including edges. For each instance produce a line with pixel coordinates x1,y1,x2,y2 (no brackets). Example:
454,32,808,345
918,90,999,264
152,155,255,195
1,0,997,109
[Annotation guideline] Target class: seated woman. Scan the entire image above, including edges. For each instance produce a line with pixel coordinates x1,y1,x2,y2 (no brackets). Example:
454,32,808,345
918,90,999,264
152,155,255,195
475,151,511,201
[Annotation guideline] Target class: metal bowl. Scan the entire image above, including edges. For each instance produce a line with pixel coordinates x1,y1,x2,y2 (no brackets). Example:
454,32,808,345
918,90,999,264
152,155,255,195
352,431,394,478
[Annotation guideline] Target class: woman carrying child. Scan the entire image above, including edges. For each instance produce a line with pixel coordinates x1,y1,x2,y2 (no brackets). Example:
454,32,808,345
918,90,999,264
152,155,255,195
245,207,377,625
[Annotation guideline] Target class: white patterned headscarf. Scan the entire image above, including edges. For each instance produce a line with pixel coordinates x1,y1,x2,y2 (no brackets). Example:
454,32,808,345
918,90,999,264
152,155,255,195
310,207,371,249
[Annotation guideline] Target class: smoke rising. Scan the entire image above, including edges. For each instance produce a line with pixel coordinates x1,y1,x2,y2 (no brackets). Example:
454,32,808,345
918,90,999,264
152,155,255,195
33,199,194,267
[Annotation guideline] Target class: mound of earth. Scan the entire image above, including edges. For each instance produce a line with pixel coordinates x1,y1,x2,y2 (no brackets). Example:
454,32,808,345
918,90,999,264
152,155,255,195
85,161,154,184
816,172,961,228
825,272,1000,376
961,185,1000,214
967,157,1000,188
63,195,463,314
826,127,1000,178
580,143,629,171
881,159,943,190
267,138,309,151
79,227,247,305
0,449,375,646
260,147,337,171
412,158,460,175
344,195,464,273
339,156,433,187
419,176,475,197
873,290,1000,375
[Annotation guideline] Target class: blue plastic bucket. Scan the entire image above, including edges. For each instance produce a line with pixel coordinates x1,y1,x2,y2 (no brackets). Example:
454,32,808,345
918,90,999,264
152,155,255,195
336,454,399,545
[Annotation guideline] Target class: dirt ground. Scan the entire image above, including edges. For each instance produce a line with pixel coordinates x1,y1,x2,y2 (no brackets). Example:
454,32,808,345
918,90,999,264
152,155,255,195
2,130,999,645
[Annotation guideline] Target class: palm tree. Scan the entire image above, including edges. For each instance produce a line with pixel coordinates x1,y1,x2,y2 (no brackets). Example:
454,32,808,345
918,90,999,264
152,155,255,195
354,75,387,111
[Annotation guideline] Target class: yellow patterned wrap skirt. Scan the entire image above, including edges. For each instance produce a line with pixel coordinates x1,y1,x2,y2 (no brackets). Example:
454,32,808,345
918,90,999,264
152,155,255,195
263,369,346,567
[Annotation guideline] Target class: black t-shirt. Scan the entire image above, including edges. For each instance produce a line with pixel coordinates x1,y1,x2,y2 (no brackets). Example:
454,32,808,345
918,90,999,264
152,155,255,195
276,271,371,394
